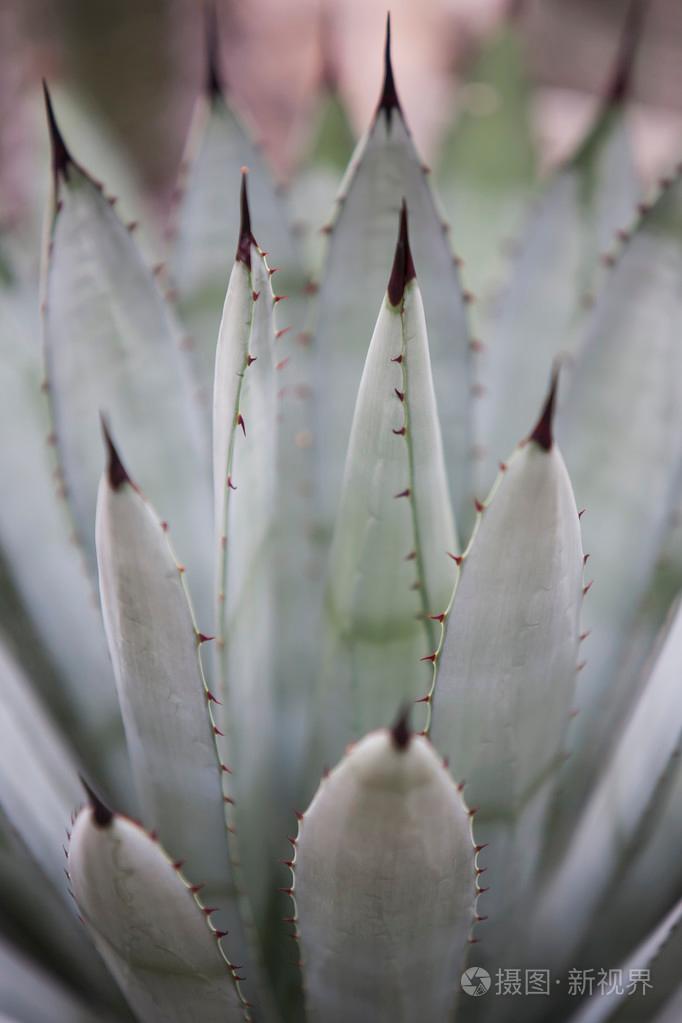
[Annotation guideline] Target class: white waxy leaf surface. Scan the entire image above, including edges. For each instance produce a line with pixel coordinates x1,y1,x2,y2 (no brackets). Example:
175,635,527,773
0,809,128,1015
95,437,250,968
557,169,682,804
0,642,122,1005
312,24,473,538
42,93,212,625
532,597,682,967
430,398,583,953
477,106,639,494
294,728,476,1023
69,809,247,1023
0,264,127,792
315,208,456,774
0,638,82,892
437,22,536,300
171,75,304,398
431,416,583,815
212,176,320,842
213,205,279,926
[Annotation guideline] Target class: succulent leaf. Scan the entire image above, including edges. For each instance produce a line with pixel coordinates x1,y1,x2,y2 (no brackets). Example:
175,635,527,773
430,380,583,953
42,90,212,625
68,807,248,1023
95,428,252,971
0,811,123,1009
0,255,127,794
0,641,123,1006
213,181,280,929
0,638,82,892
294,726,476,1023
533,596,682,967
477,72,640,493
170,26,304,395
437,19,536,297
557,168,682,807
314,206,457,771
565,898,682,1023
431,385,583,813
312,18,473,540
0,936,117,1023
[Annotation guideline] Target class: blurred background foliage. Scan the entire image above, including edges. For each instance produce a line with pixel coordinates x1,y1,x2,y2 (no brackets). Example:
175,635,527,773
2,0,681,251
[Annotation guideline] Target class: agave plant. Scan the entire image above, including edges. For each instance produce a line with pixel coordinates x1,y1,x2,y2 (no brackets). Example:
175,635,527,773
1,9,682,1023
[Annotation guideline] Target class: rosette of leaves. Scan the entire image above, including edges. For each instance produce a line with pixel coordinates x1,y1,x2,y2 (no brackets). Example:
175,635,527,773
0,10,681,1023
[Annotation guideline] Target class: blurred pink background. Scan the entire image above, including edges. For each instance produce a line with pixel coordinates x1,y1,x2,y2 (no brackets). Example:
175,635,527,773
1,0,681,226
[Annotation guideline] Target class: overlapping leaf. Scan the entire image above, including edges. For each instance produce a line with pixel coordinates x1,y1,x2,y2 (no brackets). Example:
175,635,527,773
437,19,536,300
532,597,682,969
557,168,682,807
42,89,212,624
0,937,118,1023
311,19,473,536
170,34,304,395
293,724,476,1023
0,249,127,793
430,380,584,967
566,898,682,1023
69,804,248,1023
476,29,640,493
95,428,254,981
315,206,456,776
212,178,281,929
0,640,124,1009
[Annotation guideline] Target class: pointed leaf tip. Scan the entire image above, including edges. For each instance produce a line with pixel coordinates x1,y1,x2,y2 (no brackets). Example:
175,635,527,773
387,200,416,306
100,416,131,490
236,170,256,268
529,364,560,451
391,703,412,752
43,81,73,182
376,13,402,125
79,776,114,828
205,1,223,99
606,0,645,105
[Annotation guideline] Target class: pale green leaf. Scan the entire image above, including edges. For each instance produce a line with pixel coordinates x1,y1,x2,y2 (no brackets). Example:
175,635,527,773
315,208,456,774
171,81,304,396
42,93,212,624
437,21,536,298
0,638,83,890
0,253,128,794
577,733,682,987
557,169,682,806
288,89,356,274
95,433,253,974
213,200,279,927
533,596,682,969
477,105,640,494
0,809,128,1015
294,726,476,1023
0,640,123,1006
312,27,473,538
430,392,583,961
431,405,583,815
69,808,248,1023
